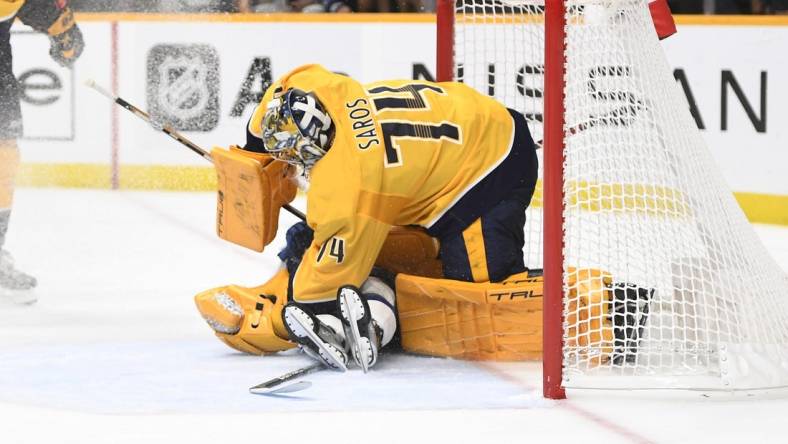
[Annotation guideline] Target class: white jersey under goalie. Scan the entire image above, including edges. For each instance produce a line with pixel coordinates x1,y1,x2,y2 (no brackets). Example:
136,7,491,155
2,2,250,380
451,0,788,389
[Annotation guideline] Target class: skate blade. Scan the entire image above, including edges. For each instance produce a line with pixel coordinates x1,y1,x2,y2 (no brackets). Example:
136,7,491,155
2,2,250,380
339,288,369,373
250,380,312,395
286,308,348,372
0,288,37,306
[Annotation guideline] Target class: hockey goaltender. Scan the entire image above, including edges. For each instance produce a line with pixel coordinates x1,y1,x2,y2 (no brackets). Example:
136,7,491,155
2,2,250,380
195,64,654,371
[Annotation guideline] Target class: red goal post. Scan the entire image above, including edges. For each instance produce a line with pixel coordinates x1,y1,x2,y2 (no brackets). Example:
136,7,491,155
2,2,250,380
436,0,569,400
436,0,788,399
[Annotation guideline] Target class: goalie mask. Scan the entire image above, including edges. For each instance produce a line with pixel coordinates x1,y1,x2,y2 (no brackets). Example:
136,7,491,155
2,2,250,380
262,89,335,170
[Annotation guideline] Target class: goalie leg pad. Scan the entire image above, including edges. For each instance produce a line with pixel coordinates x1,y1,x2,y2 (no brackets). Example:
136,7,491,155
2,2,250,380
396,267,653,363
396,271,543,361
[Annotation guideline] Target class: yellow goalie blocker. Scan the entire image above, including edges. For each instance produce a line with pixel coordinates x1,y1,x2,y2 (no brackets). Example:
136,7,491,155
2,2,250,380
211,146,296,252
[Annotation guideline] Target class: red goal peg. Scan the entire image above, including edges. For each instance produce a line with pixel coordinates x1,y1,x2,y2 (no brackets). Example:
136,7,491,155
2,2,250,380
649,0,678,40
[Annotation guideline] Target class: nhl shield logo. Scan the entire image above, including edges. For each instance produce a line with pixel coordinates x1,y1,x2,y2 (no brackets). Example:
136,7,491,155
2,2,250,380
147,44,220,131
158,54,210,120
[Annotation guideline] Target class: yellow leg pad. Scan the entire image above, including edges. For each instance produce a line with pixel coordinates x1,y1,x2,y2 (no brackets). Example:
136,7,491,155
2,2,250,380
565,267,615,366
0,140,20,209
396,271,543,361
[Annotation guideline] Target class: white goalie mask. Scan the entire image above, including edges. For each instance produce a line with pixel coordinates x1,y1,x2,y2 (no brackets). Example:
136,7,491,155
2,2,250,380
261,88,335,171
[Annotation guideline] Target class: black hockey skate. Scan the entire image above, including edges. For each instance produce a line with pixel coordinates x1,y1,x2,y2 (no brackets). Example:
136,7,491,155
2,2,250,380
0,250,37,305
337,285,383,373
283,302,349,371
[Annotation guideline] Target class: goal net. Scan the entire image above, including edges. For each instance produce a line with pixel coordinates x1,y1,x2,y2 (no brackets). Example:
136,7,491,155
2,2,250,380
438,0,788,395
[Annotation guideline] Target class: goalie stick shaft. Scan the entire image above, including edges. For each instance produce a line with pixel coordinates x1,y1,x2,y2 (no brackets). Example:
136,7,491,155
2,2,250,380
85,79,306,222
85,79,211,162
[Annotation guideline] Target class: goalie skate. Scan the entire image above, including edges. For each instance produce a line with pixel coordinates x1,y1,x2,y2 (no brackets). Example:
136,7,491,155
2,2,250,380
337,285,382,373
283,303,348,371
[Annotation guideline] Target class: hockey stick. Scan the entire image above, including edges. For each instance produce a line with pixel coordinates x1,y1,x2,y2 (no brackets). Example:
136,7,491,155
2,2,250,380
84,79,306,222
249,362,324,395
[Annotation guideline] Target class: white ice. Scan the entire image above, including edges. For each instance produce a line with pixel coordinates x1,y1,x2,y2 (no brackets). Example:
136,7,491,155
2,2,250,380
1,189,787,444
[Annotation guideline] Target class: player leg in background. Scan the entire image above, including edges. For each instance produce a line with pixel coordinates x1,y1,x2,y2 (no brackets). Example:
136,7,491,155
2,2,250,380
0,20,37,304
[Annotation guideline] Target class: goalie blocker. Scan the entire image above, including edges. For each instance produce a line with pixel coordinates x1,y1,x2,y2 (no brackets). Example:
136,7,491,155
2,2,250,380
212,146,297,252
196,225,654,363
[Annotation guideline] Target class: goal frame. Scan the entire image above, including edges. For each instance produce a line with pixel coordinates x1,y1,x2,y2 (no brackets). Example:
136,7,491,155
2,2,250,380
435,0,569,400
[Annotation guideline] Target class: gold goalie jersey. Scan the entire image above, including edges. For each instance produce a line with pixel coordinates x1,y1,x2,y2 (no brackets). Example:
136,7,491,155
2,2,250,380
249,64,532,303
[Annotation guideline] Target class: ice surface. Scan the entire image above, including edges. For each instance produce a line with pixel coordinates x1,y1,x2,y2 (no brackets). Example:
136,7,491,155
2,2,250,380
1,189,787,444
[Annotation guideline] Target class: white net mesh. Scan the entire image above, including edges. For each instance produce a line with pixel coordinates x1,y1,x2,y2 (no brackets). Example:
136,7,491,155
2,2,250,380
453,0,788,389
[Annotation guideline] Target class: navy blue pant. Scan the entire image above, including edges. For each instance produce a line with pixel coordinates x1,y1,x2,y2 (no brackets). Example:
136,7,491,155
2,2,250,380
439,185,533,283
436,109,537,283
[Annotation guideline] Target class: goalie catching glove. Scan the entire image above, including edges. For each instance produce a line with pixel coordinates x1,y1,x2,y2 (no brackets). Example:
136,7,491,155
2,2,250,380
194,268,294,355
